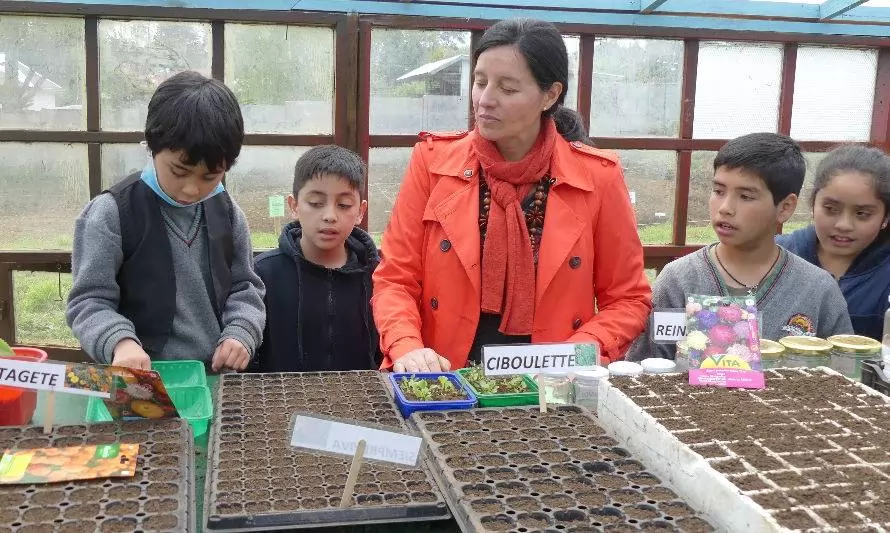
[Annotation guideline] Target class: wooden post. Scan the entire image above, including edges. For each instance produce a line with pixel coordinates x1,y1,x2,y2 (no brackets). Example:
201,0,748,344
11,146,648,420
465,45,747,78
339,439,367,508
42,391,55,435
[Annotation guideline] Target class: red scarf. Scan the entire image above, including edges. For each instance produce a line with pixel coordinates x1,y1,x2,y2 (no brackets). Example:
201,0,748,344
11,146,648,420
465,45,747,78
472,118,558,335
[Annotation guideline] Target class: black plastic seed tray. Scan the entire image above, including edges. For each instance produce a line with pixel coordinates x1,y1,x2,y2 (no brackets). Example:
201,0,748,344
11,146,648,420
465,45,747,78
861,359,890,397
204,371,450,532
413,406,716,532
0,418,195,533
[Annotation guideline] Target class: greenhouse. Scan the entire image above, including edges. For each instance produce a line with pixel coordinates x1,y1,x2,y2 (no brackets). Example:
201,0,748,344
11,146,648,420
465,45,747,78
0,0,890,532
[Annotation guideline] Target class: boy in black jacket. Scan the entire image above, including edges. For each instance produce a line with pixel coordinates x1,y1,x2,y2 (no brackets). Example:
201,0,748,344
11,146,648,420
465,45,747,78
253,145,380,371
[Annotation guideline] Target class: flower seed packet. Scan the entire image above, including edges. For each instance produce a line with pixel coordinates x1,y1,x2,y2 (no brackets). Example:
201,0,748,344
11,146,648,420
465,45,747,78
102,367,178,420
0,443,139,485
684,294,765,389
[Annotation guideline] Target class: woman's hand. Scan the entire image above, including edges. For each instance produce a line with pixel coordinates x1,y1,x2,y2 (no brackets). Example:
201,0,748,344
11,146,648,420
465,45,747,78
392,348,451,373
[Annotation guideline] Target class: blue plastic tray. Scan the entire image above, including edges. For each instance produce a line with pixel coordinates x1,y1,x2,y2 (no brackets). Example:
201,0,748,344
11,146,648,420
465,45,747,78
389,372,477,418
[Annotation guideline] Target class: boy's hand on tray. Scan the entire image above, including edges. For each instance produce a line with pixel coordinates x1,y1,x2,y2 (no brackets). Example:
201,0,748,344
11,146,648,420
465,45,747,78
393,348,451,373
111,339,152,369
212,338,250,372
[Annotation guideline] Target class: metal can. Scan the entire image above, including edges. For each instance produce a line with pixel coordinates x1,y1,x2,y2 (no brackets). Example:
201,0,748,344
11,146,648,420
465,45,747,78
778,336,832,368
827,334,882,381
759,339,786,370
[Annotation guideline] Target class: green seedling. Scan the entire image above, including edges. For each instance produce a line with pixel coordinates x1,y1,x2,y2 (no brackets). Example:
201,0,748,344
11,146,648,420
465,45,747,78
462,364,529,394
398,375,468,401
0,338,12,357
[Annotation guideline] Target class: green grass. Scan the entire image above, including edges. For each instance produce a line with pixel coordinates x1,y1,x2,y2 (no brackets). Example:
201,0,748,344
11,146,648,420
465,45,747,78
639,220,810,245
5,222,812,349
12,272,79,348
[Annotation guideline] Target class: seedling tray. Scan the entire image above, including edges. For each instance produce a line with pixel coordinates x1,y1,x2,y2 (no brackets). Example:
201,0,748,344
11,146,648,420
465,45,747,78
601,368,890,532
390,372,477,418
413,405,715,532
0,418,195,533
151,360,207,388
454,369,539,408
204,371,450,532
85,386,213,444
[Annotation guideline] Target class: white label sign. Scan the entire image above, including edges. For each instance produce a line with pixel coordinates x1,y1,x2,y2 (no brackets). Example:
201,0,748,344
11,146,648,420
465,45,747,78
651,311,687,342
482,343,600,376
0,359,112,398
290,415,423,467
629,190,636,205
0,359,65,392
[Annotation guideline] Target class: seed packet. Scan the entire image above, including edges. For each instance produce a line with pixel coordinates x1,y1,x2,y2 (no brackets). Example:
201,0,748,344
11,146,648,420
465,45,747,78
0,443,138,484
684,294,765,389
102,367,178,420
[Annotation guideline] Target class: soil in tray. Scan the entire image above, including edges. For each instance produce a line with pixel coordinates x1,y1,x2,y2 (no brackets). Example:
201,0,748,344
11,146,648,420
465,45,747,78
614,370,890,530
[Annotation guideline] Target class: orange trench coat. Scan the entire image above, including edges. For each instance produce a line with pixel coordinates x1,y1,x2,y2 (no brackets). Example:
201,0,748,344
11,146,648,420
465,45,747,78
372,130,652,369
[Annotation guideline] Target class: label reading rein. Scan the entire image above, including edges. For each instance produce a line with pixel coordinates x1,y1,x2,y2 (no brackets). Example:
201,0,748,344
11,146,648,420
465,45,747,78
651,310,687,343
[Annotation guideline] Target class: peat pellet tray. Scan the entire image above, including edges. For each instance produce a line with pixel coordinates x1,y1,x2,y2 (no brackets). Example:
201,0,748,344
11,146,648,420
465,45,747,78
413,405,716,532
204,371,450,531
0,418,195,533
599,368,890,532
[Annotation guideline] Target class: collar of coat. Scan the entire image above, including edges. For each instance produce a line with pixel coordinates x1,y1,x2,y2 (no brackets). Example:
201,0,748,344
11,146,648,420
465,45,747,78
425,130,619,191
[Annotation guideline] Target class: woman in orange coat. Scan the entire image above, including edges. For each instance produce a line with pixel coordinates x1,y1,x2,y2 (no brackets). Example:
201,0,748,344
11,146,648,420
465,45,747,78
372,18,652,373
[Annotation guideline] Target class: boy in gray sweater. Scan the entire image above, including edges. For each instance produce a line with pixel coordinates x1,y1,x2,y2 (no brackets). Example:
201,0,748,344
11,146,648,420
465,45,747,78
66,71,265,371
627,133,852,361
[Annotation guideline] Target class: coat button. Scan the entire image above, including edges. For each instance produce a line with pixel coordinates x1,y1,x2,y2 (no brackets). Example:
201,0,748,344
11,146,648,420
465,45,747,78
569,256,581,269
572,318,583,330
440,239,452,252
431,297,439,310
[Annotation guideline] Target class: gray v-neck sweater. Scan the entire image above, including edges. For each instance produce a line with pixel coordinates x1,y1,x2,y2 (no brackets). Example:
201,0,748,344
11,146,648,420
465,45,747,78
626,246,853,361
67,193,266,363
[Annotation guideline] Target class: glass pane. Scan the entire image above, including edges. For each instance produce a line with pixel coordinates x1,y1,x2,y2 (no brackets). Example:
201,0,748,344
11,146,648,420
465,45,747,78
563,35,580,111
687,151,718,244
368,147,412,238
590,38,683,137
688,150,820,243
645,268,657,284
99,20,211,131
370,29,471,134
14,272,78,348
791,47,877,142
224,146,310,249
101,143,148,189
0,16,85,130
693,42,782,138
0,143,88,250
783,151,827,232
226,24,334,134
619,150,677,244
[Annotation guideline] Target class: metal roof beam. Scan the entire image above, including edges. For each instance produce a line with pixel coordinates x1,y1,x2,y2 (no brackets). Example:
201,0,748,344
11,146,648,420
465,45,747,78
641,0,672,14
820,0,869,20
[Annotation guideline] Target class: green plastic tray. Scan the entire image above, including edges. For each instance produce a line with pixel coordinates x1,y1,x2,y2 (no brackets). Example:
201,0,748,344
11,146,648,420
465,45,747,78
85,385,213,443
151,360,207,388
455,369,539,407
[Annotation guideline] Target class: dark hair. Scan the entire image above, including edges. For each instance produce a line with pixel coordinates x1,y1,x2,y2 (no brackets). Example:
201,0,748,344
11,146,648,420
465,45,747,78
145,70,244,172
474,18,588,143
713,132,806,205
810,144,890,241
293,145,366,198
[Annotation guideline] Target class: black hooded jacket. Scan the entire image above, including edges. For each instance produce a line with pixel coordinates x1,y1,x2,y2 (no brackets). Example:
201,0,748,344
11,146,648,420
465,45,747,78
252,221,381,372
